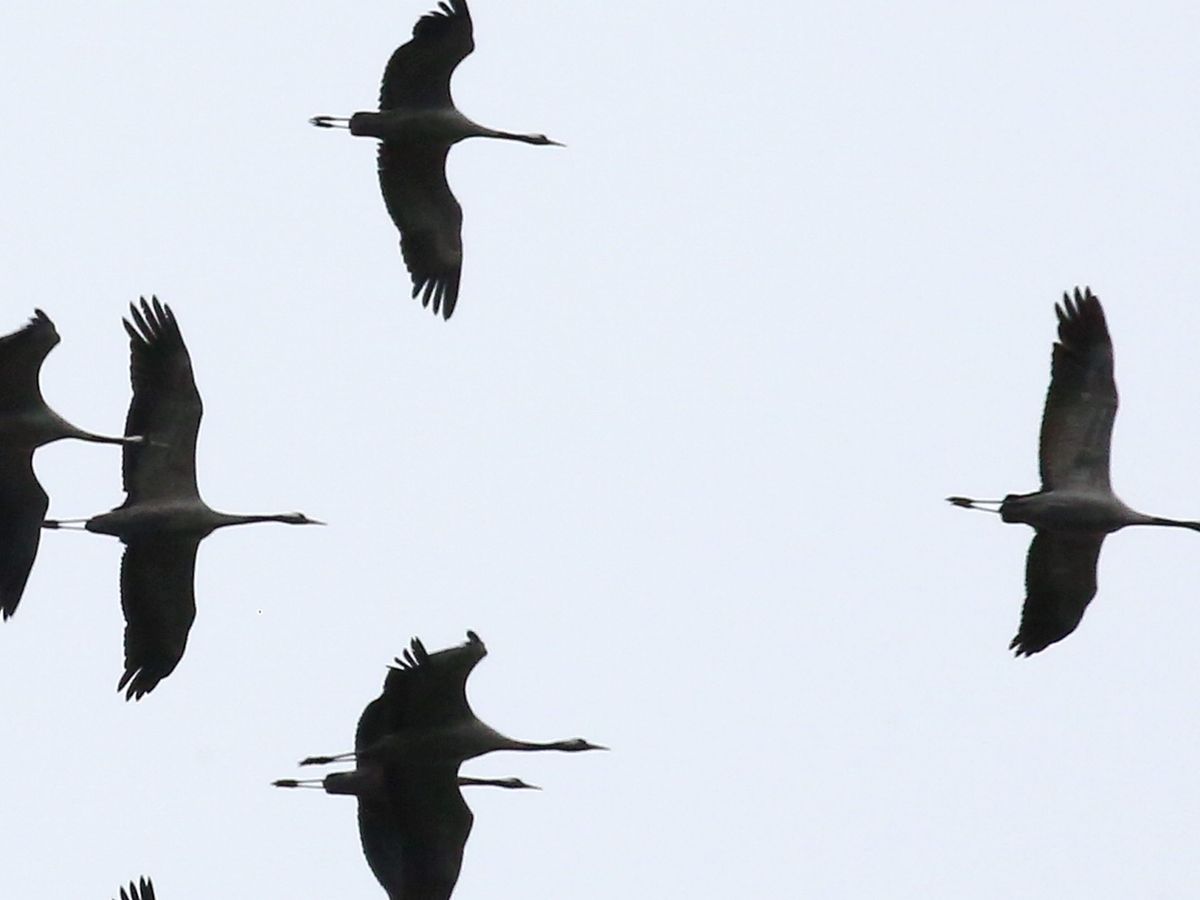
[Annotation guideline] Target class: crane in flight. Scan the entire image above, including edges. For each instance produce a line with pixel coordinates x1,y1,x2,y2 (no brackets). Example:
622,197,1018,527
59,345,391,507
0,309,137,620
277,631,604,899
43,298,322,699
949,287,1200,654
310,0,562,320
114,878,154,900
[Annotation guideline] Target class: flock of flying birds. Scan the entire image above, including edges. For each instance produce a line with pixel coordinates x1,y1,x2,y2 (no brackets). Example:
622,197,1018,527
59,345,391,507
2,2,1191,899
3,3,599,899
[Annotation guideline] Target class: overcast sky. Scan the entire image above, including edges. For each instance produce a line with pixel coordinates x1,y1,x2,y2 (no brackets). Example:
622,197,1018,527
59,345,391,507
3,1,1200,898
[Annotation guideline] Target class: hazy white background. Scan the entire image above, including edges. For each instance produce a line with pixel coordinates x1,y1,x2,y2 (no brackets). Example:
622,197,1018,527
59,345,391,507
2,1,1200,897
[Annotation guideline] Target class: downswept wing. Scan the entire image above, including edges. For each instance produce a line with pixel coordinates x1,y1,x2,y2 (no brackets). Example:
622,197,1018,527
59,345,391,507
0,448,47,619
1011,530,1105,656
356,631,487,752
379,0,475,111
117,878,156,900
118,537,200,700
1038,288,1117,491
378,141,463,319
121,298,203,504
358,764,473,900
0,309,58,413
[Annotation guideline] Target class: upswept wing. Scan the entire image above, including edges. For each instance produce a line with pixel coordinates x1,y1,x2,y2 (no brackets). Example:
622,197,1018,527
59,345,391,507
358,763,472,900
356,631,487,751
1011,530,1105,656
379,0,474,111
0,449,47,619
117,878,156,900
1038,287,1117,490
121,297,203,504
117,537,200,700
378,141,463,319
0,309,58,412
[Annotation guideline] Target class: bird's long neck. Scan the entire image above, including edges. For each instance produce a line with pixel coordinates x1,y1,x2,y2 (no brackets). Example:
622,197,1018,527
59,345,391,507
458,776,531,789
72,429,139,446
46,410,133,447
470,125,551,145
1130,515,1200,532
212,512,297,529
492,736,581,752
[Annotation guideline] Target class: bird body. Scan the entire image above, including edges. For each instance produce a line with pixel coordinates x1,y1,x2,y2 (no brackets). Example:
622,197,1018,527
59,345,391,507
282,768,537,796
43,298,321,699
354,720,600,767
347,107,481,143
84,502,312,540
311,0,562,319
278,631,602,900
998,488,1146,532
299,631,606,769
0,311,130,448
0,309,134,619
950,288,1200,655
0,405,96,448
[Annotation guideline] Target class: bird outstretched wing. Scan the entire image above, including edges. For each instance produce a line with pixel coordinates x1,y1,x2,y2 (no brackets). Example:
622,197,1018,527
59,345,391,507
121,297,203,504
0,309,58,412
377,141,463,319
1038,287,1117,491
358,764,473,900
1011,530,1105,656
0,449,47,619
379,0,475,111
116,877,156,900
117,537,200,700
356,631,487,751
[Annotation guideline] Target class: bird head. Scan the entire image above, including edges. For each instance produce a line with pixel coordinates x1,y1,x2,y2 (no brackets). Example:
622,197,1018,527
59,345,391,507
497,777,542,790
282,512,325,525
533,134,565,147
561,738,608,752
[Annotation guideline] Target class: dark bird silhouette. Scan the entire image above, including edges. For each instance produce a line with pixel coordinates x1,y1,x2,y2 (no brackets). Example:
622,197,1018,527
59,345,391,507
949,287,1200,654
115,877,155,900
0,309,136,620
278,631,604,899
274,775,539,791
43,298,322,699
310,0,563,319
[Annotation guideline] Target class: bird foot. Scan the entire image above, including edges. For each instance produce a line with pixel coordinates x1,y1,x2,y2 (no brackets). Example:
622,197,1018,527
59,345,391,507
299,753,352,766
945,497,1003,515
41,518,87,529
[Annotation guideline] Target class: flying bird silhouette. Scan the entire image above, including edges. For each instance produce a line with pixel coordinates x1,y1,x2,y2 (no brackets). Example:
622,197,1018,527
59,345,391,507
310,0,563,319
278,631,604,899
115,877,155,900
0,309,137,620
43,297,322,699
949,287,1200,654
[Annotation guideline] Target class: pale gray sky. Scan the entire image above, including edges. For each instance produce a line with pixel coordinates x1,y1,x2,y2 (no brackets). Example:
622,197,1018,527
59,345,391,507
3,1,1200,898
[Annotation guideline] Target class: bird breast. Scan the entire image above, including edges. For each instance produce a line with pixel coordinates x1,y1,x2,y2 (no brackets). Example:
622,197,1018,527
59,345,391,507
86,501,215,539
1000,489,1133,533
350,108,479,144
366,722,498,766
0,408,75,449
